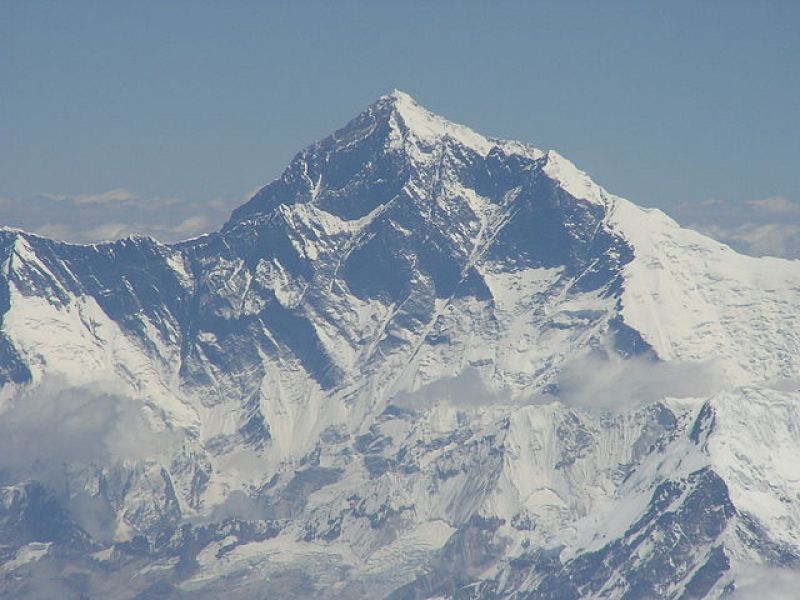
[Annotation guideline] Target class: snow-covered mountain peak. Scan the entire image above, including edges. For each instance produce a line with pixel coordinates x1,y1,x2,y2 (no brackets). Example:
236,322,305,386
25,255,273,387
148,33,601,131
374,89,545,163
227,92,558,228
374,89,500,156
2,94,800,599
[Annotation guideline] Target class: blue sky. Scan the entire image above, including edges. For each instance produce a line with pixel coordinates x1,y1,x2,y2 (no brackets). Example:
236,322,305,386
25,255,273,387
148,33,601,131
2,1,799,254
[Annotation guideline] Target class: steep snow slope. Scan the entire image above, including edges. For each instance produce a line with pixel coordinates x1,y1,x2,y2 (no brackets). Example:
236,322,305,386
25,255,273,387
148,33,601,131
610,198,800,384
0,91,799,599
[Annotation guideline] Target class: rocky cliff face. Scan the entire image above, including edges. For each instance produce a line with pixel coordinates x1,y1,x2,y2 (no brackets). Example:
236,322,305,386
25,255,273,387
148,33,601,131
1,91,799,599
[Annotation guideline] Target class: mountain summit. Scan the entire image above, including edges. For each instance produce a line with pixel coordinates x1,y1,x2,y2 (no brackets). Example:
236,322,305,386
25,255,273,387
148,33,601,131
1,93,799,599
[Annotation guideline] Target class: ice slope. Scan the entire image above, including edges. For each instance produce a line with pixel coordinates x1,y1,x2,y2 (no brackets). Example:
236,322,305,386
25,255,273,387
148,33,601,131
0,91,799,599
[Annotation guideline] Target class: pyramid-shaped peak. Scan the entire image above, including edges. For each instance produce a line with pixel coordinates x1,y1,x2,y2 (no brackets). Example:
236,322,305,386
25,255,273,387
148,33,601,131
368,89,511,157
374,89,425,114
382,88,417,104
367,92,604,206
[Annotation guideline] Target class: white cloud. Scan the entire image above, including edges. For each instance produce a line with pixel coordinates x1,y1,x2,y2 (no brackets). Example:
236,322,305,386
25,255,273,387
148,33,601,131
551,353,726,412
389,353,725,415
746,195,800,216
730,565,800,600
670,195,800,259
0,377,184,483
726,223,799,257
392,368,512,411
0,377,185,540
0,188,248,243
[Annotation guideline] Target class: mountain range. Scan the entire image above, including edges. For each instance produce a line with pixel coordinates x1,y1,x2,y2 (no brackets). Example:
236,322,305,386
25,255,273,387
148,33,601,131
1,91,799,599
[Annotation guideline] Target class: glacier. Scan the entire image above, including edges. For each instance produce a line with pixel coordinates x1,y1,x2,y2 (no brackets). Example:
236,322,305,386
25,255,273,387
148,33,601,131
1,90,799,599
